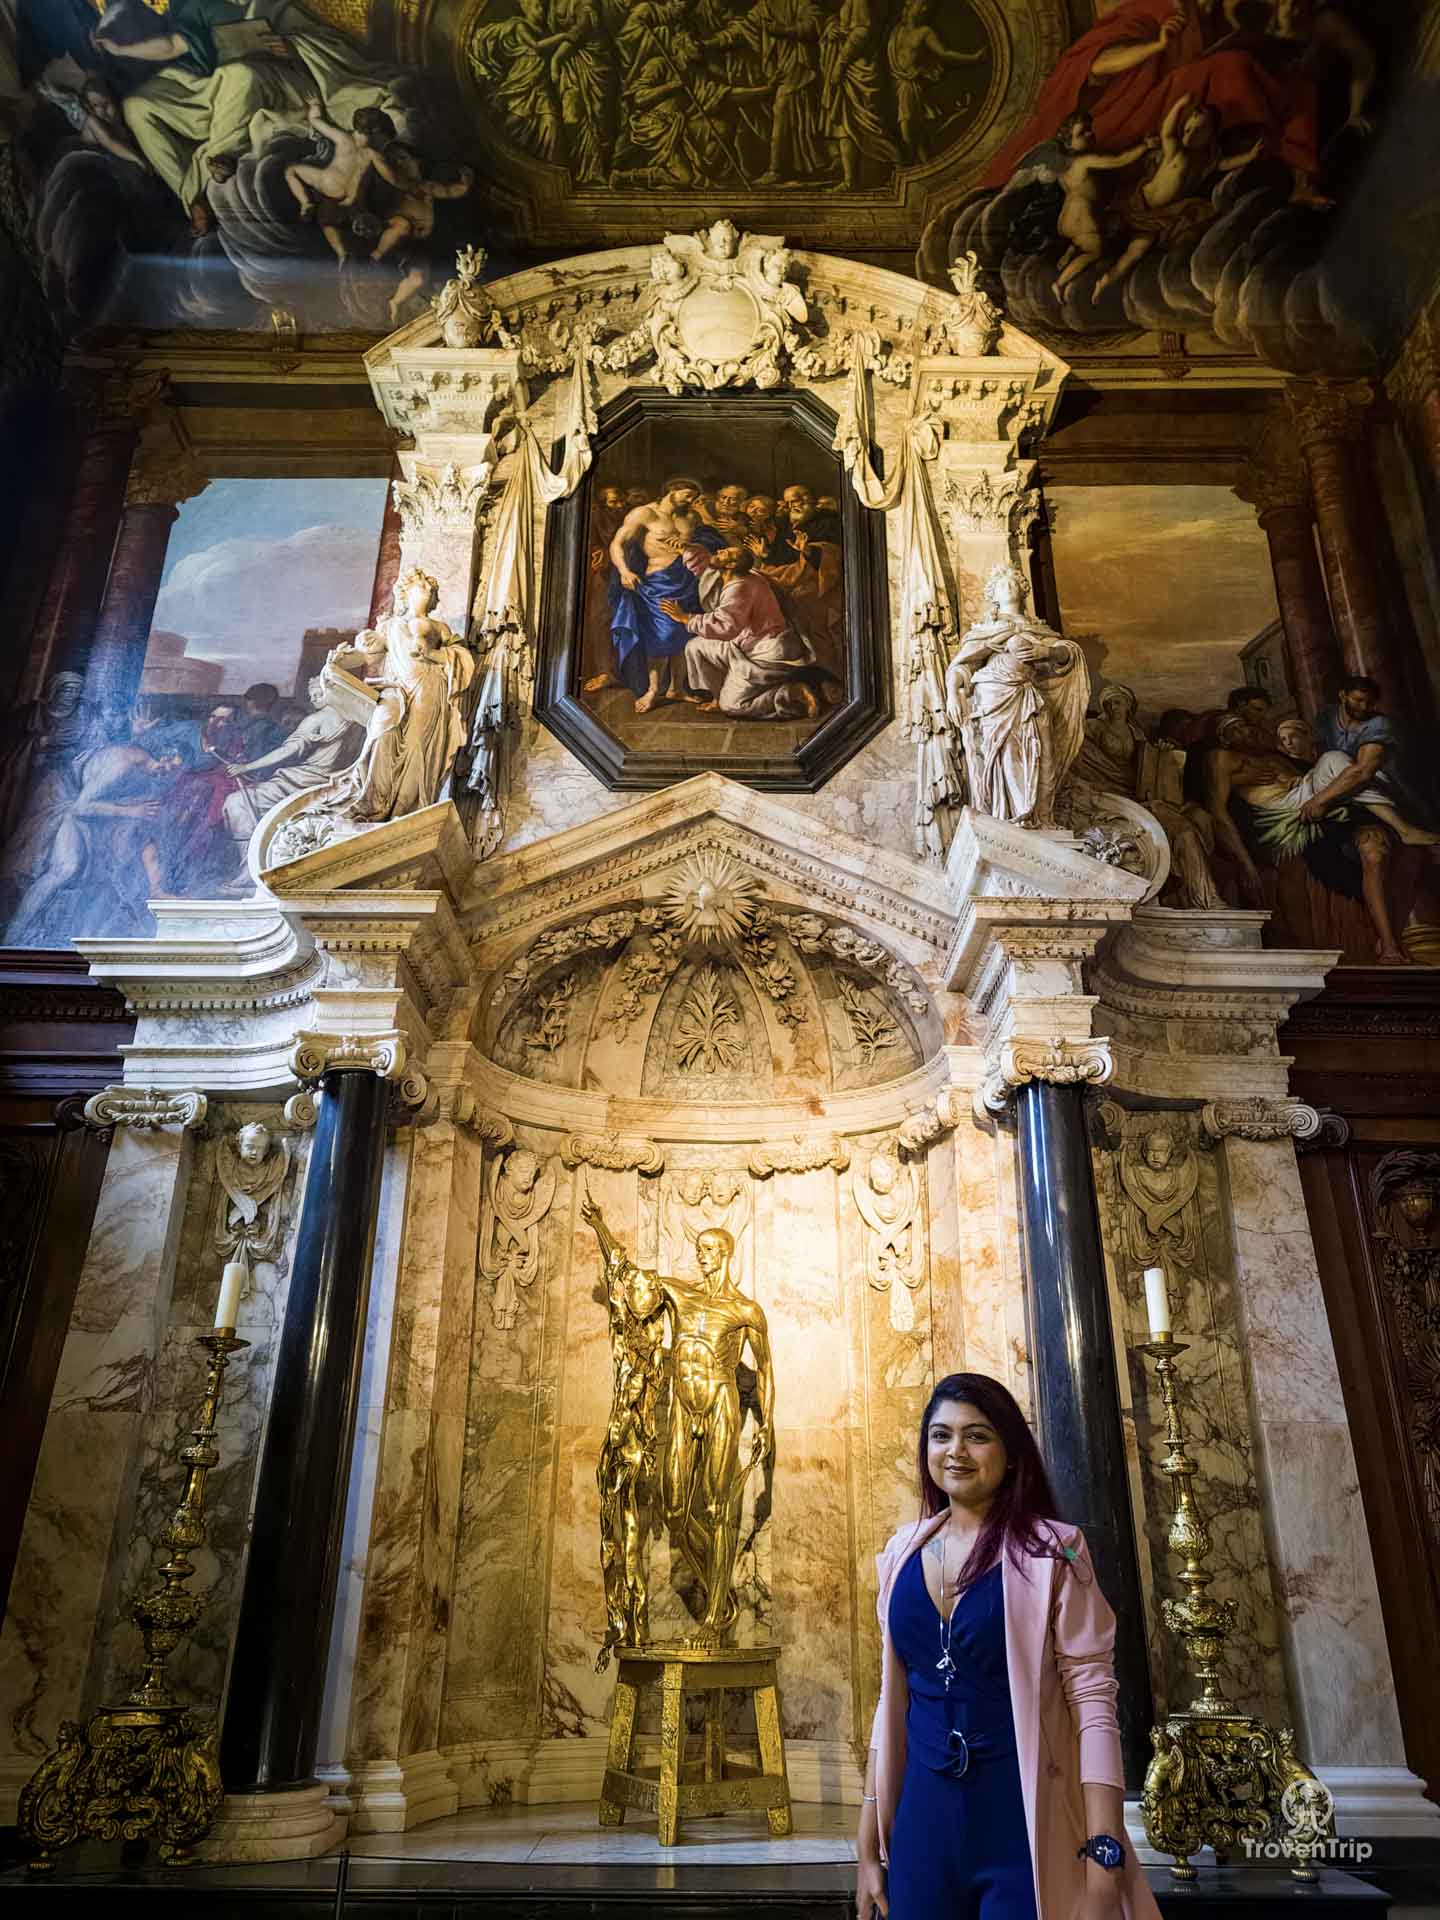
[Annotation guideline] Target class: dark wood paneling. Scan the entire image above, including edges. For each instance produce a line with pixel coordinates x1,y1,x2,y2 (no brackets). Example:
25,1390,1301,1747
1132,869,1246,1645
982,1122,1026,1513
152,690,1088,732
1283,972,1440,1803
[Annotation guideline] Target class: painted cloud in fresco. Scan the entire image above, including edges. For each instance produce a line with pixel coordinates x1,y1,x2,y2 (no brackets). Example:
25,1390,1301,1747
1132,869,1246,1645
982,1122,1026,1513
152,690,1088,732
152,521,380,680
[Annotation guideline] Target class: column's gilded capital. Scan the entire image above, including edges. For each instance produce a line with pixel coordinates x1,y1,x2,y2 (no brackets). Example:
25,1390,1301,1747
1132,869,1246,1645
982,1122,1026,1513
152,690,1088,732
1200,1097,1322,1143
83,1085,208,1132
1285,378,1376,452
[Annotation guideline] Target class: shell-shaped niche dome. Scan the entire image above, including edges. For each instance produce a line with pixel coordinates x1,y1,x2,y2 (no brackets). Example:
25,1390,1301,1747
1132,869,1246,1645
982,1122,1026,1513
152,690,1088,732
479,854,937,1101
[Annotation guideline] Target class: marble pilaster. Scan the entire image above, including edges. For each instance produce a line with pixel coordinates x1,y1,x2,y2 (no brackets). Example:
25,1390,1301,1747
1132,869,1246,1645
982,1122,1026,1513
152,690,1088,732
0,1110,200,1820
1219,1134,1407,1771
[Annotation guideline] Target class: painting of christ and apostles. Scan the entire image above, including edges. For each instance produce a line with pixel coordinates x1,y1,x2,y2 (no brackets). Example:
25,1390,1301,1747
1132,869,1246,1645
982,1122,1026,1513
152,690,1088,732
537,397,889,790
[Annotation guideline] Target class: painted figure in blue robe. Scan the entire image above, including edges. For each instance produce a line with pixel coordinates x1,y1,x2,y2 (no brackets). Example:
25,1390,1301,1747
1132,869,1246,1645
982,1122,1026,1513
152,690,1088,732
604,478,718,712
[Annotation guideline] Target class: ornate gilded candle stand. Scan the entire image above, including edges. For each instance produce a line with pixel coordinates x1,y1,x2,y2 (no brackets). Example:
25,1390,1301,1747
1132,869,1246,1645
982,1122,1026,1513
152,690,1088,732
1137,1332,1332,1883
17,1330,246,1872
598,1641,793,1847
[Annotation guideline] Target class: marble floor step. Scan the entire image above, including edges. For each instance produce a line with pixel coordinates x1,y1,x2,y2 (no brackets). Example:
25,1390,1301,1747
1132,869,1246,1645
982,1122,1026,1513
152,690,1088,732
0,1858,1395,1917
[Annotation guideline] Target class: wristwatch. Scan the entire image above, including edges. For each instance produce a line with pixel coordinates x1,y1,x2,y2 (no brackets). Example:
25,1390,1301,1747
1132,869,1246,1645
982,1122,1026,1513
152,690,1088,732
1077,1833,1127,1871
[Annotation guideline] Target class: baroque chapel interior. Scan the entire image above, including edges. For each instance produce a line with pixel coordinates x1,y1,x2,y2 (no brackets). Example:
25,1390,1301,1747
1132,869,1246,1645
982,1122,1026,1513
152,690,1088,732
2,2,1440,1915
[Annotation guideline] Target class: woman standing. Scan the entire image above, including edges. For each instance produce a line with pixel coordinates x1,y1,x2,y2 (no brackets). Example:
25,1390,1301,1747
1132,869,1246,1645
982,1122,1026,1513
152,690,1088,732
857,1372,1160,1920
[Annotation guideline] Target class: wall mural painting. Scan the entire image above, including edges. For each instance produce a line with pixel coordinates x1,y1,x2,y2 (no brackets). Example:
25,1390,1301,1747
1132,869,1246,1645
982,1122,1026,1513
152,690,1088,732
1050,484,1440,967
9,1,477,332
940,1,1412,366
535,394,891,791
465,0,998,193
0,475,385,947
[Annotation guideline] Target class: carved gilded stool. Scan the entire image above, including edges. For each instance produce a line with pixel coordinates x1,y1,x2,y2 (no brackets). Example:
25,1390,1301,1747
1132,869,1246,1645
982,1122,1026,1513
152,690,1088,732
598,1643,793,1847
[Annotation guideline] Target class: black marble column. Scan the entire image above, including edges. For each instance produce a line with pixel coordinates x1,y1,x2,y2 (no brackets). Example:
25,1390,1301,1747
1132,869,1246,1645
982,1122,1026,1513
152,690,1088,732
1015,1079,1154,1791
220,1068,391,1792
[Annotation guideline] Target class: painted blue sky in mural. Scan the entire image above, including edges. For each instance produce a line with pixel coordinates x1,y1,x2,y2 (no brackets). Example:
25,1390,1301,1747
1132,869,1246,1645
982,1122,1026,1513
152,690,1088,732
148,477,389,693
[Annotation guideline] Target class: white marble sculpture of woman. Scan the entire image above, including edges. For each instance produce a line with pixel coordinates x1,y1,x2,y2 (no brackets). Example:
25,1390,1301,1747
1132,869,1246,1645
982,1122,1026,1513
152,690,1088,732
480,1147,557,1331
322,567,476,823
945,564,1089,829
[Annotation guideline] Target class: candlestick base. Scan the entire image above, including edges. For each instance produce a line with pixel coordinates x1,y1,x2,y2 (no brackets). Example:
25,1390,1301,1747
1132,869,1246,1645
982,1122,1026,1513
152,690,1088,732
1140,1711,1332,1883
17,1703,222,1873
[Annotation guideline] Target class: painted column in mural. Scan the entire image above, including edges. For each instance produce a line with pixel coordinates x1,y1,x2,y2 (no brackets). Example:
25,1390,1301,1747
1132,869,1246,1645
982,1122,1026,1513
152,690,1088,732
1287,379,1428,718
1234,418,1342,723
85,424,208,721
1388,312,1440,531
27,369,164,697
366,453,407,626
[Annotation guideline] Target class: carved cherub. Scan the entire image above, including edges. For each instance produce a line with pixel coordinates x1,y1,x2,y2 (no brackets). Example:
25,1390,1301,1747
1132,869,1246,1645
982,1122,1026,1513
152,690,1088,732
480,1146,557,1330
852,1148,922,1331
664,1168,752,1272
213,1121,292,1264
1118,1124,1200,1271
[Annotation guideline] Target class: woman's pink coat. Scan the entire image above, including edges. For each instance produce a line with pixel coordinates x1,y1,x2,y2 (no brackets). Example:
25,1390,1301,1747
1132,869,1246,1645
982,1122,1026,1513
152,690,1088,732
870,1511,1161,1920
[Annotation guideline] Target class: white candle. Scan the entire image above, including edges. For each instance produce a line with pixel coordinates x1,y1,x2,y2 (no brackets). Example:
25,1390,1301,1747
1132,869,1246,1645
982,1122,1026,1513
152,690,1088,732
215,1260,247,1332
1143,1266,1171,1339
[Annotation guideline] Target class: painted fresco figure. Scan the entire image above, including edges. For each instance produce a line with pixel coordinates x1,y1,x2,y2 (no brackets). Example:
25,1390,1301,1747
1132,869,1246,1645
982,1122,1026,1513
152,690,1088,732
665,547,820,721
220,675,362,855
820,0,901,191
1073,684,1224,908
887,0,986,154
607,478,708,714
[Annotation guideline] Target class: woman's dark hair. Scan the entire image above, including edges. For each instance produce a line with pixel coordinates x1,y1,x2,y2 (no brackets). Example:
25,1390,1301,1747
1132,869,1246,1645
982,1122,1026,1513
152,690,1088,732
917,1373,1066,1586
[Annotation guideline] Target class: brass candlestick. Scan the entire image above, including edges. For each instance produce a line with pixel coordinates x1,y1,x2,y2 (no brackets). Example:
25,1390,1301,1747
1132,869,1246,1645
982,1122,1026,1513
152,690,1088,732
19,1330,246,1872
1138,1332,1332,1884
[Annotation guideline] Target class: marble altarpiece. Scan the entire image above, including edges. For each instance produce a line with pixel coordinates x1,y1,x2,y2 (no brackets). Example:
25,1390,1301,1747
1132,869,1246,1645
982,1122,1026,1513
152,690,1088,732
0,232,1432,1867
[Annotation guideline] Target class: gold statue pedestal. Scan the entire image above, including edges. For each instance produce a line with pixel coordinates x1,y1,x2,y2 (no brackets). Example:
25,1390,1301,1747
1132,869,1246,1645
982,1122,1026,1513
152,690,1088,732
599,1643,793,1847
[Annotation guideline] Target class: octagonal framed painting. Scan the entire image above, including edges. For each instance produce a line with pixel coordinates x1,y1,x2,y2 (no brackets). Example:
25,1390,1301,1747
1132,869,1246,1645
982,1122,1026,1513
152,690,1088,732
535,389,891,792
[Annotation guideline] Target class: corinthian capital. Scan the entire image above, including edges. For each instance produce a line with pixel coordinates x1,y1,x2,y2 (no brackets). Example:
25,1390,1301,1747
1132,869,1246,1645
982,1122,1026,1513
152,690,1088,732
1286,379,1375,452
125,427,208,510
83,1085,208,1131
1387,309,1440,420
1233,415,1310,519
392,460,491,534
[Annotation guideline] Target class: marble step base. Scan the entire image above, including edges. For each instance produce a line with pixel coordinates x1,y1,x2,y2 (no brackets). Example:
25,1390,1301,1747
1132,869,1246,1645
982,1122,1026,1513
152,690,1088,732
0,1859,1391,1916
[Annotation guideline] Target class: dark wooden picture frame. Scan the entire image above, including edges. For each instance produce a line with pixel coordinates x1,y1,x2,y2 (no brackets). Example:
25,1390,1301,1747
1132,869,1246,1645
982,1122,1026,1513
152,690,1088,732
535,389,891,792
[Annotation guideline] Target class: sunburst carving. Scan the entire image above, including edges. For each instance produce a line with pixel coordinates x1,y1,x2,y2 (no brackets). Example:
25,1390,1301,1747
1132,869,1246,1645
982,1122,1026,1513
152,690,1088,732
662,852,761,945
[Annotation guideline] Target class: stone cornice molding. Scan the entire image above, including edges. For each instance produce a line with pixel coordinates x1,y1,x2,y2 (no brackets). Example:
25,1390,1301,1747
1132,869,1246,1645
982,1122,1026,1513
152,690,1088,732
83,1085,208,1132
468,773,952,964
1200,1098,1322,1143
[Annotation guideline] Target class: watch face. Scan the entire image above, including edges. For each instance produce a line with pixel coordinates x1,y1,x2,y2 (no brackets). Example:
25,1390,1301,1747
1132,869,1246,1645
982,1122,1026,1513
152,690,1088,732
1091,1836,1124,1870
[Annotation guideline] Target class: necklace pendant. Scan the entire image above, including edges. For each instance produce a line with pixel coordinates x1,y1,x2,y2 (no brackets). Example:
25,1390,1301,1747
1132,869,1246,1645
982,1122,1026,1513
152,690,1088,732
936,1651,956,1677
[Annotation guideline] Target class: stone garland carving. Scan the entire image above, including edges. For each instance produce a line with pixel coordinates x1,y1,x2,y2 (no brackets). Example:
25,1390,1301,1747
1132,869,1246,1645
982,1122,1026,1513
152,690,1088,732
1200,1099,1322,1143
213,1122,293,1266
672,966,747,1075
747,1135,851,1179
852,1146,923,1332
83,1087,208,1132
1368,1151,1440,1546
479,1145,557,1331
596,222,809,395
560,1133,666,1176
603,931,684,1043
780,913,931,1018
736,918,806,1031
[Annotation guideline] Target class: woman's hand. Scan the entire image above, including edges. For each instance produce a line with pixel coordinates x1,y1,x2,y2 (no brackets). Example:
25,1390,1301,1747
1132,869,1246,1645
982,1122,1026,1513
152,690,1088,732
856,1855,889,1919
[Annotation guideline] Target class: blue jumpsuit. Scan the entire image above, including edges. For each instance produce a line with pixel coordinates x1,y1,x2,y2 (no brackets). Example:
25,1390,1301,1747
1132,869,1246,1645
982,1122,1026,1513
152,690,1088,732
886,1552,1038,1920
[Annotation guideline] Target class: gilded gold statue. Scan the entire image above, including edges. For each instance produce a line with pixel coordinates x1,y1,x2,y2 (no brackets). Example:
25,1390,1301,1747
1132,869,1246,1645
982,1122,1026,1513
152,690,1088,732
583,1193,775,1653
